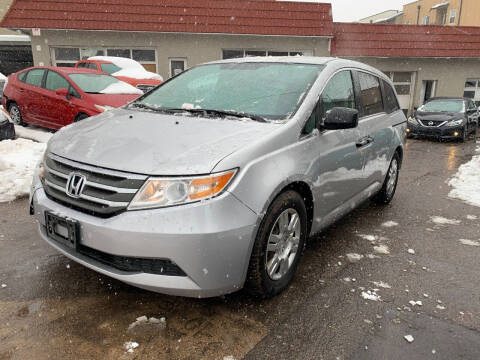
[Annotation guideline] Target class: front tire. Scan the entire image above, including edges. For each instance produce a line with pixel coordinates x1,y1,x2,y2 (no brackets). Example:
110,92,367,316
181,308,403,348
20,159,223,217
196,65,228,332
8,103,23,126
245,190,307,298
74,113,89,122
460,125,468,142
373,153,400,205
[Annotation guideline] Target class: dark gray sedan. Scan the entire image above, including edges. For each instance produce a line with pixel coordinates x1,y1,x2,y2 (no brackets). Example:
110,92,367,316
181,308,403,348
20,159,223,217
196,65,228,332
407,97,478,142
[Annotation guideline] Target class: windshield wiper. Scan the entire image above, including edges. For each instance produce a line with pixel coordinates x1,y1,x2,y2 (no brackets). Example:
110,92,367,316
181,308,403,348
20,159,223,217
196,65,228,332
176,108,267,122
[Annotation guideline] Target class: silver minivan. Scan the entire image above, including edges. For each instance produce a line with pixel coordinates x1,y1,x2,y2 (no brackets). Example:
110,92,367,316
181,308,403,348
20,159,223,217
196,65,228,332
30,57,406,298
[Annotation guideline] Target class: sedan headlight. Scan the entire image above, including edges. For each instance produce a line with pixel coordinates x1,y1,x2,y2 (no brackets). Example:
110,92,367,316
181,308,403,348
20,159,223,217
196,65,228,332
128,169,237,210
94,104,115,112
407,117,418,126
446,119,464,127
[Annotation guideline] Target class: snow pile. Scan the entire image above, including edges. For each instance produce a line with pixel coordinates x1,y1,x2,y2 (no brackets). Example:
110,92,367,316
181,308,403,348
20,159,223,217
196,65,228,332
128,315,166,331
89,56,163,81
346,253,364,263
361,289,381,301
381,221,399,227
0,139,46,202
371,281,391,289
448,149,480,207
14,125,52,143
100,81,143,95
124,341,139,353
373,244,390,255
459,239,479,247
430,216,461,225
404,335,414,343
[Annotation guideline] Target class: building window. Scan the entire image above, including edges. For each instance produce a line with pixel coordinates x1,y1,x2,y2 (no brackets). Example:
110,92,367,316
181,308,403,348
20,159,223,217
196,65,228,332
422,16,430,25
169,58,187,78
464,79,480,106
384,72,412,115
51,47,157,72
222,49,313,60
449,9,456,24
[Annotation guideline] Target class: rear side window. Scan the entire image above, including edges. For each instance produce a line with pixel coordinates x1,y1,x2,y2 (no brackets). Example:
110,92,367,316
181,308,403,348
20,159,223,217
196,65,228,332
24,69,45,87
320,70,356,117
18,71,27,82
100,63,122,74
77,62,89,68
357,72,384,116
382,80,400,114
45,71,70,91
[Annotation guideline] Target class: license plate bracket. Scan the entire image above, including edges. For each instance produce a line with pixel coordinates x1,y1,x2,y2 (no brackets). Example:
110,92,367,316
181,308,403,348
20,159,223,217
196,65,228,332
45,212,79,250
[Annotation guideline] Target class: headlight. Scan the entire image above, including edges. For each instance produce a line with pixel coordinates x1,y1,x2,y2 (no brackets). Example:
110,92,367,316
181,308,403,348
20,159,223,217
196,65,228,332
128,169,237,210
94,104,115,112
407,117,418,126
446,119,464,127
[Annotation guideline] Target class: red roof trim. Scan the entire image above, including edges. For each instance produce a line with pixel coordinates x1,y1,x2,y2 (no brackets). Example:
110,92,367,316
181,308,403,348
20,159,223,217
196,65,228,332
332,23,480,58
0,0,334,37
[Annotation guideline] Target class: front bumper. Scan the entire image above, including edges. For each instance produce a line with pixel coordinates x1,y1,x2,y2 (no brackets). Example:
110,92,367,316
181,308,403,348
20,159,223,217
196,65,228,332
31,176,259,298
407,124,464,139
0,121,15,140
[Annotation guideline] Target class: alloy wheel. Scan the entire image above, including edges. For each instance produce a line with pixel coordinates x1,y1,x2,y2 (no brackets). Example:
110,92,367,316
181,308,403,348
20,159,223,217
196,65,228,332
9,105,21,125
386,158,398,197
265,208,301,281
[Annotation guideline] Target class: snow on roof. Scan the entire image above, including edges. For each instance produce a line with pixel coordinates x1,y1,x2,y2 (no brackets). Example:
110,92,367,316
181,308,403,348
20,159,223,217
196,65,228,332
373,12,403,24
0,34,30,43
431,2,449,10
89,56,163,81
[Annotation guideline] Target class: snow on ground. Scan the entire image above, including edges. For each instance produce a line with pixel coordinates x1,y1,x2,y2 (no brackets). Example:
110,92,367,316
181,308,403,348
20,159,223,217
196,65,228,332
448,146,480,207
361,289,381,302
373,245,390,255
466,215,478,220
124,341,139,353
346,253,364,263
357,234,377,242
404,335,414,343
381,221,399,227
371,281,391,289
14,125,52,143
0,139,46,202
430,216,461,225
459,239,480,247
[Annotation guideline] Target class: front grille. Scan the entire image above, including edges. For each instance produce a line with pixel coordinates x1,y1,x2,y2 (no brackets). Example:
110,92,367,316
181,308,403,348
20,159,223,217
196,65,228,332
136,84,155,93
418,119,446,127
78,244,186,276
43,154,147,217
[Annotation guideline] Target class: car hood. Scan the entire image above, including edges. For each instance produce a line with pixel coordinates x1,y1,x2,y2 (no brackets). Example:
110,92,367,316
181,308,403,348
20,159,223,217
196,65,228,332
86,93,140,108
48,109,281,175
416,111,463,121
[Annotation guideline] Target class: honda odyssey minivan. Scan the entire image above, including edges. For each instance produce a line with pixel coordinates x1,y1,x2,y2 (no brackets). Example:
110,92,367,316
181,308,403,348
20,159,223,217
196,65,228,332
30,57,406,298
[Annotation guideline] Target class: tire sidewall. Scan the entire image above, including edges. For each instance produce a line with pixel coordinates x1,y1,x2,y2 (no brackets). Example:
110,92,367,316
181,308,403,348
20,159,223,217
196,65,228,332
385,154,400,203
255,191,307,297
9,103,22,125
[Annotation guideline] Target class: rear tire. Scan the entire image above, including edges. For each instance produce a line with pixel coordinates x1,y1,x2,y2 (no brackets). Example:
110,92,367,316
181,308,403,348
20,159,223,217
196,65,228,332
8,103,23,126
74,113,89,122
373,153,400,205
245,190,307,298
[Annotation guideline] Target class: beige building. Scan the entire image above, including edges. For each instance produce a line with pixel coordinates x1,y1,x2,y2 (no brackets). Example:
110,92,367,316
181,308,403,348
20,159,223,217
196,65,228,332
358,10,404,24
402,0,480,26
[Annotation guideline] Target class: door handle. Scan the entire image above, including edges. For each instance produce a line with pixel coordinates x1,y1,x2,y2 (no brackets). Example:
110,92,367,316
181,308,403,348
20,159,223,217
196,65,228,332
356,136,374,148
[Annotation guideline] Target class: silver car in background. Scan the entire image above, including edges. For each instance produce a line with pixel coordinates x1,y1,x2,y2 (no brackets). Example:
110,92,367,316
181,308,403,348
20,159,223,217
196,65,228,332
30,57,406,298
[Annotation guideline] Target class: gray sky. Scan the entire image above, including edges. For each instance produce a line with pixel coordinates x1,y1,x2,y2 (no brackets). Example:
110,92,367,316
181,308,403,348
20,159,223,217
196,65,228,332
288,0,409,22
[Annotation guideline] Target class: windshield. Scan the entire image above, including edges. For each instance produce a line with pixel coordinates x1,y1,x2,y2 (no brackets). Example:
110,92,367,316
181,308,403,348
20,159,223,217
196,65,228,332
418,99,465,113
100,63,122,74
135,62,324,120
68,73,140,94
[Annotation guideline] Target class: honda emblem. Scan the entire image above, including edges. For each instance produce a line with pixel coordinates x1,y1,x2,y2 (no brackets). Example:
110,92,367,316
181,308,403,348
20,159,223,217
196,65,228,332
66,173,86,198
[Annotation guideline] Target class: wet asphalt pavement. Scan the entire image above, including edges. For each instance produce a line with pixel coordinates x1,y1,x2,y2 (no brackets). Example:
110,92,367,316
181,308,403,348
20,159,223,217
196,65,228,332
1,137,480,360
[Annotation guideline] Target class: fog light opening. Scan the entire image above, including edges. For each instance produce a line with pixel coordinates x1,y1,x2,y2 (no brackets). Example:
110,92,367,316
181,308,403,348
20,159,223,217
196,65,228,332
406,128,410,133
453,131,459,137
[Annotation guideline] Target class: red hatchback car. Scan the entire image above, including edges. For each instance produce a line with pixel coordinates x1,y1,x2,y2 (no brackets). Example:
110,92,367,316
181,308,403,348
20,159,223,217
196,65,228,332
2,66,143,130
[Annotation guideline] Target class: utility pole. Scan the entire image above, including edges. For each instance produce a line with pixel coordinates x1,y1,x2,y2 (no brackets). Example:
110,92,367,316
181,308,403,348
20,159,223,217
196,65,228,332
416,5,421,24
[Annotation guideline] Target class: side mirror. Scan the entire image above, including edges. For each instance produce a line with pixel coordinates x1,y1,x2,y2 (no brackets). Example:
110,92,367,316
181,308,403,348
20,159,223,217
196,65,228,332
323,107,359,130
55,88,69,97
